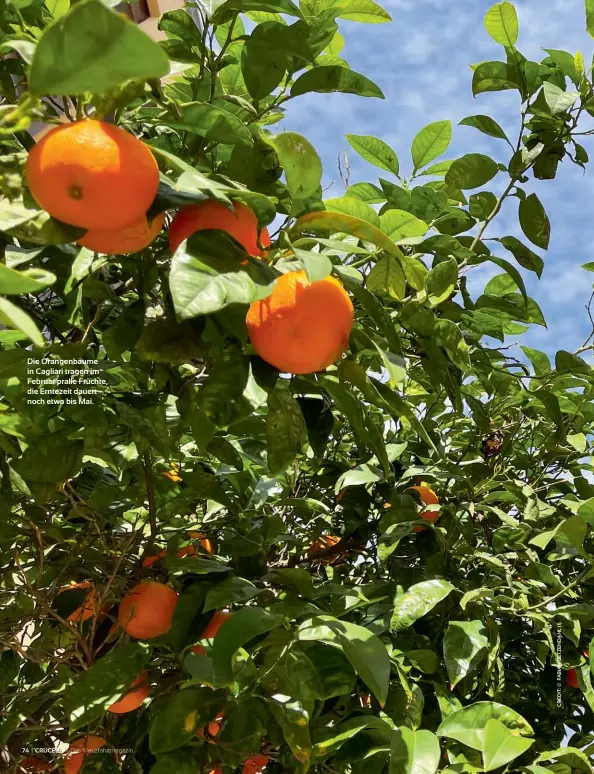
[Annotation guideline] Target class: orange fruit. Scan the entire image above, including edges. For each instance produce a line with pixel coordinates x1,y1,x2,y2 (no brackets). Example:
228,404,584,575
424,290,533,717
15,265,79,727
168,200,270,256
64,736,108,774
198,712,224,743
408,483,439,505
567,668,579,688
408,483,440,532
77,211,164,254
142,548,168,568
58,581,99,623
107,672,150,714
188,530,215,554
17,757,52,772
191,610,231,654
25,119,159,230
246,270,353,374
143,532,214,568
308,534,341,555
243,755,269,774
118,581,178,639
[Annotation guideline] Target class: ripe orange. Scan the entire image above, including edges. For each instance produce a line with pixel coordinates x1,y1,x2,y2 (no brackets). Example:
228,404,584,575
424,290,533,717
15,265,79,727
408,483,440,532
142,548,168,569
308,534,341,555
198,712,224,743
25,119,159,230
108,672,150,714
58,581,99,623
17,757,52,772
567,668,579,688
168,200,270,256
191,609,231,655
143,532,214,568
77,211,165,254
64,736,108,774
118,581,178,639
243,755,269,774
246,271,353,374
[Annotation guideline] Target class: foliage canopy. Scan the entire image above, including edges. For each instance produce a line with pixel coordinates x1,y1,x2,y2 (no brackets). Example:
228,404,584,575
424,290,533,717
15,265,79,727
1,0,594,772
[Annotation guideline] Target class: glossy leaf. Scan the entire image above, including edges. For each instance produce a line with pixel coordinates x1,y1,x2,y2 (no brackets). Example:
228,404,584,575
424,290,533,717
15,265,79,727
346,134,399,175
267,132,322,215
391,580,456,632
411,120,452,171
484,2,519,47
459,114,509,142
267,390,307,472
366,255,406,301
519,193,550,249
437,701,534,751
482,718,535,772
425,257,458,307
445,154,499,189
291,65,384,98
390,727,440,774
29,0,169,94
443,620,489,687
298,616,390,706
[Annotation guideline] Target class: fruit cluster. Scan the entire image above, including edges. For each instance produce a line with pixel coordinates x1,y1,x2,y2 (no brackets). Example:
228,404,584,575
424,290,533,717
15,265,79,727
25,119,355,376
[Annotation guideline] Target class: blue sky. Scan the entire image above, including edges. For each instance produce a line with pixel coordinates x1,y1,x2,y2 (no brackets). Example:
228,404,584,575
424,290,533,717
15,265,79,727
280,0,594,360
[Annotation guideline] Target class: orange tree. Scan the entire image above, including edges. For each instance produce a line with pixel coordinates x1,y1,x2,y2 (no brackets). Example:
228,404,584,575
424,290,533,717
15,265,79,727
2,0,594,771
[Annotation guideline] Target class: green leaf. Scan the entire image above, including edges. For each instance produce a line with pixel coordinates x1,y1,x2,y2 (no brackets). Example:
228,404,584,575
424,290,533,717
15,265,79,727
497,236,544,277
346,134,399,176
521,346,550,376
367,255,406,301
66,643,150,730
169,231,274,319
425,257,458,306
390,727,440,774
391,580,456,632
345,182,386,203
588,0,594,38
459,114,509,142
29,0,169,95
165,102,253,146
291,65,384,98
0,297,44,347
411,120,452,171
519,193,550,249
298,616,390,706
472,60,522,95
437,701,534,751
488,256,528,307
336,0,392,23
418,160,454,177
292,210,403,257
482,718,534,772
326,196,380,228
0,264,56,295
410,187,448,222
443,621,489,688
445,154,499,190
542,81,579,114
469,191,497,220
266,132,322,215
434,318,471,371
380,209,428,241
212,608,284,685
267,390,307,472
484,2,519,47
214,0,301,17
293,247,333,282
149,687,227,754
